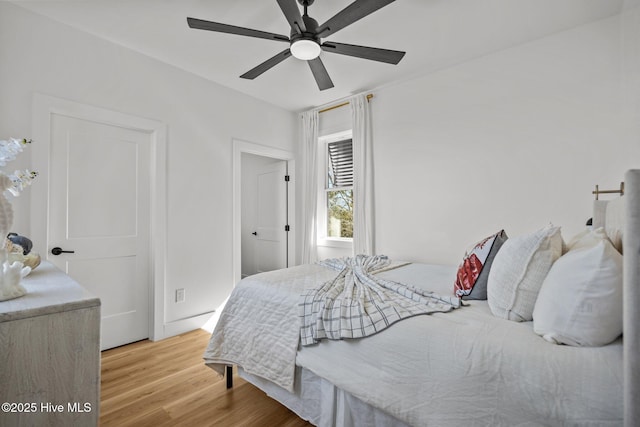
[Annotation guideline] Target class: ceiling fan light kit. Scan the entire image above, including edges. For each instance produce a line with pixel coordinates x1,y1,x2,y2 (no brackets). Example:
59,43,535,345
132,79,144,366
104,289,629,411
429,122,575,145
187,0,405,91
290,39,321,60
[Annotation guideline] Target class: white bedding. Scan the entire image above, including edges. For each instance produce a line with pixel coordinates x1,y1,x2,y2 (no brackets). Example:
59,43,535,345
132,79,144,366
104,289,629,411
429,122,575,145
203,263,338,391
298,263,623,426
204,262,623,425
239,366,412,427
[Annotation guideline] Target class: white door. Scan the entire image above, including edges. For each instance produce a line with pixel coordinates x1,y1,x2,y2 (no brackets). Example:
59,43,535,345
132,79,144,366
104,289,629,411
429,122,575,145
254,161,288,274
48,114,151,350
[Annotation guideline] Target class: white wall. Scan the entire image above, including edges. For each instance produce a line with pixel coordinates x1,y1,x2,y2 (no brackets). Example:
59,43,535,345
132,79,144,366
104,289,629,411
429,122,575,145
0,3,296,335
371,8,640,265
4,1,638,334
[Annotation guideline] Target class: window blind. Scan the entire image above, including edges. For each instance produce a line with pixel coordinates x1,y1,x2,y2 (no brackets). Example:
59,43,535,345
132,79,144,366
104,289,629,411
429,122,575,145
327,139,353,188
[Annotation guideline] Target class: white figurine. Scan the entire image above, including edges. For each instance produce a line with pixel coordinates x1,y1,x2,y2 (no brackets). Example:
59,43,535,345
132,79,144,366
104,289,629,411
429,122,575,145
0,250,29,301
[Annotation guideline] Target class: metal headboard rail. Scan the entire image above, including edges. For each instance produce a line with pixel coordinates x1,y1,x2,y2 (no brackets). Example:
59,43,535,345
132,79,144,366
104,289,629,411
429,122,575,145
593,182,625,200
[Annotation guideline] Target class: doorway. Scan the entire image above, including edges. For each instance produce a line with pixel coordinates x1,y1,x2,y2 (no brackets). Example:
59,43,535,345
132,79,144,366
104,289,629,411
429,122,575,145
232,140,295,286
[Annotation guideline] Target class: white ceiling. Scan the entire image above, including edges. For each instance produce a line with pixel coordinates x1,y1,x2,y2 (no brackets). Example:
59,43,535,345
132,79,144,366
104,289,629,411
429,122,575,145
9,0,630,111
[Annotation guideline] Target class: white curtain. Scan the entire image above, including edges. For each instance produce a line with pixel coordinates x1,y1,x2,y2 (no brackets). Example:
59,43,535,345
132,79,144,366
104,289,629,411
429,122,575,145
351,94,374,256
301,109,319,264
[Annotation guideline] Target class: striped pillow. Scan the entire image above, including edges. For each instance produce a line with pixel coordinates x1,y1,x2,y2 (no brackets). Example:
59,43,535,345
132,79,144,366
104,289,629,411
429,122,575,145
487,225,563,321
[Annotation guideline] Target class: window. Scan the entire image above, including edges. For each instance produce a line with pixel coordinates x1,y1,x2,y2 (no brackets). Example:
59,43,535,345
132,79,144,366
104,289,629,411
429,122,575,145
326,139,353,239
318,131,353,248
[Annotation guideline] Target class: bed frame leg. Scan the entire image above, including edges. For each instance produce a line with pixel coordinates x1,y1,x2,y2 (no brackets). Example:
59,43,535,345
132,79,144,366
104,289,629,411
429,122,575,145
226,365,233,389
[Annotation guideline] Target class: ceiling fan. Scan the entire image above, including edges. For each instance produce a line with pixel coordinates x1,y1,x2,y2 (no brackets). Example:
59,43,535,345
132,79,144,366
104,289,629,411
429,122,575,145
187,0,406,91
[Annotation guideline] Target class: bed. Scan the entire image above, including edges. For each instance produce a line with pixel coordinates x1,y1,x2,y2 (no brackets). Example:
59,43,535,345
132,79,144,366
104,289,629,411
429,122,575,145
204,169,639,426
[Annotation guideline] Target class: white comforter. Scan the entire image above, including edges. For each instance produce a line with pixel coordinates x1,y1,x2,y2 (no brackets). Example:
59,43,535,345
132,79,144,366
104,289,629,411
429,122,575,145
203,263,338,391
298,263,623,426
204,257,458,391
204,263,623,425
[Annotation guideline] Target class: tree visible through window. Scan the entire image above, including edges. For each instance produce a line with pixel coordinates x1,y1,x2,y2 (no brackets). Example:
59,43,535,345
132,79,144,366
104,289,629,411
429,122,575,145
326,139,353,239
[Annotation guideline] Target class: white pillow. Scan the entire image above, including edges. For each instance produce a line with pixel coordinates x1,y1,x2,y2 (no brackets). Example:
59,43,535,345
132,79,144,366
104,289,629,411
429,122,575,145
532,230,623,346
487,225,563,321
566,227,608,251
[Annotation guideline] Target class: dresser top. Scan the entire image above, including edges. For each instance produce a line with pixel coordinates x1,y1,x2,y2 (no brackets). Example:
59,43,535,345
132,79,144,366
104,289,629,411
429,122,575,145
0,261,100,322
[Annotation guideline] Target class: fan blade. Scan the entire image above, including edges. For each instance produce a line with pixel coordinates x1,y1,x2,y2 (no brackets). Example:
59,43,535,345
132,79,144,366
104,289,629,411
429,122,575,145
240,49,292,80
317,0,396,38
276,0,306,34
308,57,334,91
322,41,405,64
187,17,290,43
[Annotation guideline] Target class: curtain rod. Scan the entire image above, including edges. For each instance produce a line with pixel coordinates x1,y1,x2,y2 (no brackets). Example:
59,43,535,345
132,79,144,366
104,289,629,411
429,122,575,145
318,94,373,114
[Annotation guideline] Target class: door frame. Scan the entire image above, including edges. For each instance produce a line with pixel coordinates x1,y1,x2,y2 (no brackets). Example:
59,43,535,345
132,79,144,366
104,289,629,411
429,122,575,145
233,139,295,286
31,93,168,342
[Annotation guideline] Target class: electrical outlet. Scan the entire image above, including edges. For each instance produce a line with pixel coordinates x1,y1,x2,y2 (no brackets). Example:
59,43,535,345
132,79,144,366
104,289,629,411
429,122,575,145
176,288,185,303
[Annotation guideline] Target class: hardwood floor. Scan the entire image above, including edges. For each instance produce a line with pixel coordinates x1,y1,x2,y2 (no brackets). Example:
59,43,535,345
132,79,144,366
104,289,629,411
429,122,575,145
100,329,312,427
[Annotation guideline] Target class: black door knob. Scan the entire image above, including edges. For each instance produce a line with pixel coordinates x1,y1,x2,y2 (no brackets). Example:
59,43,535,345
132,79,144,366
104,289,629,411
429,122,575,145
51,247,75,255
252,231,258,236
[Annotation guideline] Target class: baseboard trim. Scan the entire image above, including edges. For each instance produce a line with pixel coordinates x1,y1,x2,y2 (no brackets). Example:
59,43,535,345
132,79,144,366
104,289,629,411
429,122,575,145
158,311,215,340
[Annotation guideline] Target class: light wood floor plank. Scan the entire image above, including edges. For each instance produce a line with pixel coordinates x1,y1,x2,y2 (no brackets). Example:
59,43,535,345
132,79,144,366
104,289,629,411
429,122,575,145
100,329,311,426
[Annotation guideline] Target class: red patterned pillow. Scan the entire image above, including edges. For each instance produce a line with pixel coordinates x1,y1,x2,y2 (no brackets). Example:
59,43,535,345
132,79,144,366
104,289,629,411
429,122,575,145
454,230,508,300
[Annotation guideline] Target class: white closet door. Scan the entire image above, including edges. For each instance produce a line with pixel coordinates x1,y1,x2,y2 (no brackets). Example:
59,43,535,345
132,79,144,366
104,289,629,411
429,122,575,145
49,113,151,350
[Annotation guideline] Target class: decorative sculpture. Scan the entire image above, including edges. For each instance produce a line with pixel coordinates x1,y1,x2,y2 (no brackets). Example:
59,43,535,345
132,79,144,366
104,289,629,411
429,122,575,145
0,138,37,301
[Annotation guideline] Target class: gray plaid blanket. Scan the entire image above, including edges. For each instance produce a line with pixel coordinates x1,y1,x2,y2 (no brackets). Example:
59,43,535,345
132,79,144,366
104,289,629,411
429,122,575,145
299,255,462,346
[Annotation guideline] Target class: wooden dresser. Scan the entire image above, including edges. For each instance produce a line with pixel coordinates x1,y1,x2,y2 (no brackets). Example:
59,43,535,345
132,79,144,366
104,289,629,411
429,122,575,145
0,262,100,426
